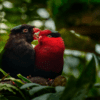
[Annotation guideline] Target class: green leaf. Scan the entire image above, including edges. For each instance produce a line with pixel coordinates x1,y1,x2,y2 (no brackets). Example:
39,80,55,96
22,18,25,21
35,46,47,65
0,97,8,100
54,86,66,100
20,83,40,89
0,83,16,94
0,83,26,100
31,40,38,46
60,55,96,100
81,0,100,3
29,86,54,95
0,77,24,87
94,83,100,88
6,96,24,100
0,41,5,52
0,47,4,53
0,68,11,78
33,92,61,100
87,87,99,97
13,79,24,87
55,86,65,92
48,93,60,100
32,93,52,100
76,55,96,86
60,76,77,100
24,0,31,3
0,95,8,100
17,74,32,83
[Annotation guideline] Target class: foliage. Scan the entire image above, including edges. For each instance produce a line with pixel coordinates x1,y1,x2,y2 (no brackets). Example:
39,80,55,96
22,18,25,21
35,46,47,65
1,0,100,100
17,74,32,83
0,83,26,100
61,55,96,100
0,55,99,100
47,0,100,29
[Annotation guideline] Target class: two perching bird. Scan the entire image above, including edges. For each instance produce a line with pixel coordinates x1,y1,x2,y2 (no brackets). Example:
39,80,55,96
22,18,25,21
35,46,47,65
1,24,65,79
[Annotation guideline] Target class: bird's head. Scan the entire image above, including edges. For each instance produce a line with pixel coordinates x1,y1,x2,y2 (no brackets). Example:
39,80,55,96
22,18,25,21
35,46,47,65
39,30,61,37
33,29,62,45
11,24,35,43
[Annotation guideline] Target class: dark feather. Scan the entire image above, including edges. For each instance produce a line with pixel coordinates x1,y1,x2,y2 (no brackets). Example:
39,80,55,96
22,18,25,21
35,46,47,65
1,24,35,78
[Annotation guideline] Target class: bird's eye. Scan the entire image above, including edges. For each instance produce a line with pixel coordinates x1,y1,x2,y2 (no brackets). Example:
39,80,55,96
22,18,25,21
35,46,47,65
23,29,28,33
47,35,52,38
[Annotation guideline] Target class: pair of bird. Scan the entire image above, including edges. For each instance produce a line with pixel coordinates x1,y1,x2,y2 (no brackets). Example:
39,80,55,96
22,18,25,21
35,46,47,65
1,24,65,79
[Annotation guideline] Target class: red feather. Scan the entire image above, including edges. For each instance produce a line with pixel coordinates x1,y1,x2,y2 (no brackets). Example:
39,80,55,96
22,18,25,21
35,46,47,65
34,30,65,74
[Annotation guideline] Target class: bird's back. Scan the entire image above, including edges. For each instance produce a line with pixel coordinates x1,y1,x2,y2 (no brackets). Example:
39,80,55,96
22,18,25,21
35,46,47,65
2,48,35,78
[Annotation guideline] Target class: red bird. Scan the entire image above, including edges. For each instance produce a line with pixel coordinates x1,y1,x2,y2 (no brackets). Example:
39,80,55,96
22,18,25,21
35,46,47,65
33,29,65,79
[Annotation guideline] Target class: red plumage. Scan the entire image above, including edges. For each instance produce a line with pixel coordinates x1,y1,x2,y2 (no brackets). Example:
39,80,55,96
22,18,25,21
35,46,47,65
34,29,65,79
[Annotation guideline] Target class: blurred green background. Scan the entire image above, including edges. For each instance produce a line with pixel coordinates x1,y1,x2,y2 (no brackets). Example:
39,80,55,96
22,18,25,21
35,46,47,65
1,0,100,99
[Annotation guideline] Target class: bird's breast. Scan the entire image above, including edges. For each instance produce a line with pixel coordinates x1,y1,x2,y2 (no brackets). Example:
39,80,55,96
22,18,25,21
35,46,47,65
35,45,64,73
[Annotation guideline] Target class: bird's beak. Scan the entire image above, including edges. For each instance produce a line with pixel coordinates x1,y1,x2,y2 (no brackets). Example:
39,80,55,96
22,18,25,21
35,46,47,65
33,28,41,33
33,28,41,40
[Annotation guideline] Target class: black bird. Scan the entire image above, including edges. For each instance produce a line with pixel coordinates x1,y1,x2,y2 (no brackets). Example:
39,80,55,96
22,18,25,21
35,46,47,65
1,24,35,78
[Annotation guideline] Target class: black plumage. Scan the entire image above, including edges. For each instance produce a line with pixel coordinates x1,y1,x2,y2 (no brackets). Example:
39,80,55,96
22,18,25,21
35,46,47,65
1,24,35,78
